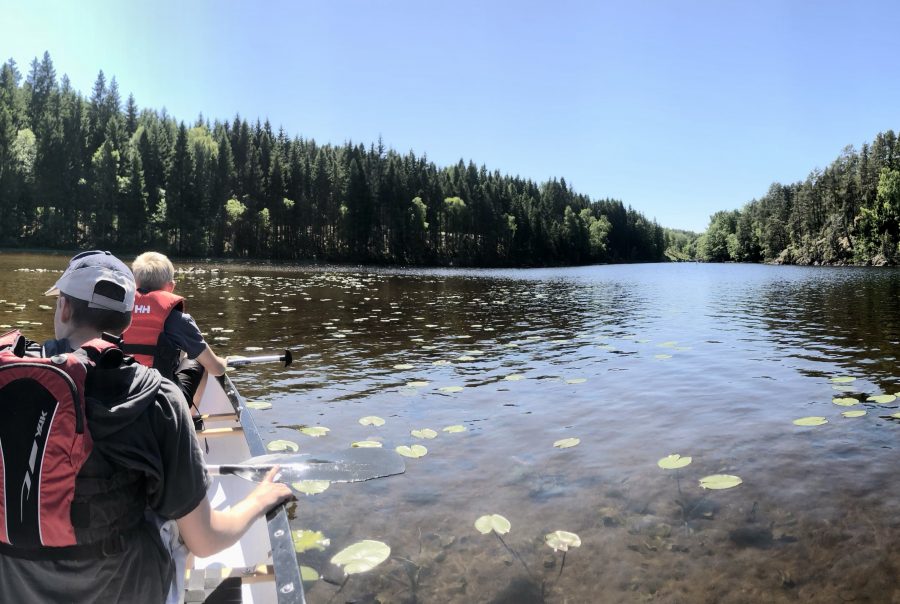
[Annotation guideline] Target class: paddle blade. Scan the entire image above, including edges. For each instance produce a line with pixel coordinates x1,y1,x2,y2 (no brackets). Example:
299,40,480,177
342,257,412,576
237,447,405,483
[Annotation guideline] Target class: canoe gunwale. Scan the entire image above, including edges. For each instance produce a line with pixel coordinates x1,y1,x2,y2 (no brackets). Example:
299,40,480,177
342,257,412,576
217,375,306,604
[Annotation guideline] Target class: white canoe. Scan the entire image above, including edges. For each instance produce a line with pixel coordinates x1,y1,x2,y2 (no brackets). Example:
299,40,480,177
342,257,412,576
186,374,306,604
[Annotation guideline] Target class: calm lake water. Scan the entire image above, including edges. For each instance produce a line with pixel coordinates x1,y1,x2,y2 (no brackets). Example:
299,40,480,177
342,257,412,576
3,252,900,603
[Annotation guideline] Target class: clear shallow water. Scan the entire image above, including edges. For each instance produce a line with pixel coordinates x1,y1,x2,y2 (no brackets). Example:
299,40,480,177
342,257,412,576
4,253,900,603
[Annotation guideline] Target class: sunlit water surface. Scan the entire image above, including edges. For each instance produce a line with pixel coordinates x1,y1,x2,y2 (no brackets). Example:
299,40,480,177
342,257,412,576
4,253,900,603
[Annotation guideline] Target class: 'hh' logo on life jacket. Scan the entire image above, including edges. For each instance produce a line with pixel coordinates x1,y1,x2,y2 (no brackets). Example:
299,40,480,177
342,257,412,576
134,305,151,314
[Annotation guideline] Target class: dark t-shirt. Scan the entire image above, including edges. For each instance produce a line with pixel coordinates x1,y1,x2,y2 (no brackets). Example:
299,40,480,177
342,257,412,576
0,343,210,603
163,309,207,359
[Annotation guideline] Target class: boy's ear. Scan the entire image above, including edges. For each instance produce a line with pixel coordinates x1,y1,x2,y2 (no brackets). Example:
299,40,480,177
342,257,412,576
163,280,176,293
58,296,73,322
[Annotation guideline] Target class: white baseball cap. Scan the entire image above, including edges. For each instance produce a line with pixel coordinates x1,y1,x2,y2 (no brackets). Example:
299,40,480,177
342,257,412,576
44,251,136,312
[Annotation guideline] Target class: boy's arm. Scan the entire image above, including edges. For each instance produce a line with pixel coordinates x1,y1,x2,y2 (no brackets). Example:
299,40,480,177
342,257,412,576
196,344,228,376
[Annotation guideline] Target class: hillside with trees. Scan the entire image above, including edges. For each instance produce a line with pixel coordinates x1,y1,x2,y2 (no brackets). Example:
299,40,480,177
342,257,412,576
0,52,682,267
696,131,900,265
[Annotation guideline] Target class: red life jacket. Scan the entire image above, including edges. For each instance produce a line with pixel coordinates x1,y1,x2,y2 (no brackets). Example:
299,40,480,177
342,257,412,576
121,290,184,378
0,330,121,554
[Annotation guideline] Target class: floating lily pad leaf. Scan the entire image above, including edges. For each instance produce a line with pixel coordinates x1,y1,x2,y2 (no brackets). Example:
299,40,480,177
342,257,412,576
292,529,330,553
359,416,386,427
566,378,587,384
300,426,330,437
655,354,673,360
475,514,511,535
657,454,692,469
396,444,428,458
458,356,477,362
292,480,331,495
245,401,273,410
330,540,391,575
545,530,581,552
504,374,525,381
867,394,897,404
842,410,867,418
351,440,383,448
411,428,438,439
793,416,828,426
406,381,430,388
38,304,53,310
832,397,859,407
553,437,581,449
830,376,856,384
891,412,900,419
244,346,263,352
432,360,452,366
443,425,466,433
267,439,299,452
699,474,742,490
439,386,464,393
393,363,414,370
300,566,320,582
658,341,678,348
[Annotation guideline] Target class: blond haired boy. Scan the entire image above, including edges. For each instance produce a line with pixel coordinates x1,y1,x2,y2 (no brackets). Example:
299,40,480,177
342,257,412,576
122,252,227,410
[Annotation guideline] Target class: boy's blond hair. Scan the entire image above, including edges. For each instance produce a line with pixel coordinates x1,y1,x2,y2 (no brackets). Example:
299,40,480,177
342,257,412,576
132,252,175,291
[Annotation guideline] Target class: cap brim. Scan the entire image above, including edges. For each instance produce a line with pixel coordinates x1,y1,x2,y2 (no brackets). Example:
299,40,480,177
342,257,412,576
44,285,60,297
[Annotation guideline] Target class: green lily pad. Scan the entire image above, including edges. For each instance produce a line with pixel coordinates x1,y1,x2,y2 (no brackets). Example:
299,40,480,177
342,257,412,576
292,529,330,553
266,439,299,452
474,514,511,535
411,428,438,439
793,416,828,426
292,480,330,495
545,530,581,552
654,354,673,360
396,444,428,458
393,363,414,370
300,426,330,437
359,416,386,427
832,397,859,407
504,374,525,381
438,386,464,393
657,454,692,469
699,474,742,490
830,376,856,384
442,425,466,433
566,378,587,384
842,410,867,418
351,440,383,448
245,401,273,410
406,381,430,388
330,540,391,575
867,394,897,404
457,356,477,362
300,566,320,582
658,341,678,348
432,360,452,366
553,438,581,449
891,412,900,419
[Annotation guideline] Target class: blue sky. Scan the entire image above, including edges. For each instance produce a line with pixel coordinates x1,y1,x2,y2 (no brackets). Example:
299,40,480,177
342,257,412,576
5,0,900,232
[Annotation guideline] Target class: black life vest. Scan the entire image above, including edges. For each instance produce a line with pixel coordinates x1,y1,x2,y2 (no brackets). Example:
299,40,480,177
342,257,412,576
121,290,184,379
0,331,144,560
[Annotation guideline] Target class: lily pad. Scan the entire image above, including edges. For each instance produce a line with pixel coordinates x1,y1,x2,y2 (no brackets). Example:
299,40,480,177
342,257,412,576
842,410,867,418
657,454,692,469
553,438,581,449
432,360,452,366
266,439,299,452
300,566,320,582
393,363,414,370
406,381,430,388
699,474,742,490
545,530,581,552
438,386,464,393
443,425,467,433
793,416,828,426
867,394,897,404
396,444,428,458
654,354,673,360
830,376,856,384
411,428,438,439
566,378,587,384
504,374,525,381
351,440,383,448
474,514,511,535
300,426,330,437
359,416,386,427
330,540,391,575
292,480,331,495
832,397,859,407
245,401,273,410
292,529,330,553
